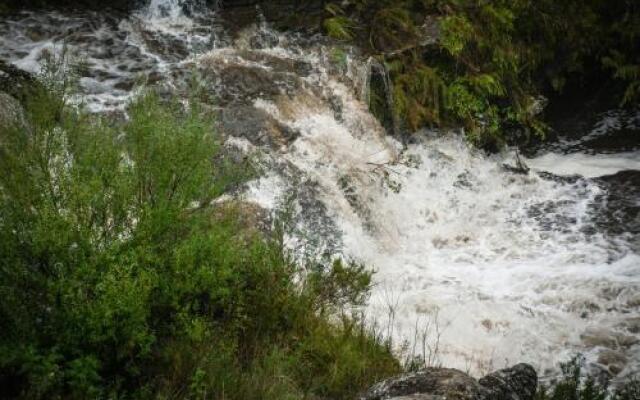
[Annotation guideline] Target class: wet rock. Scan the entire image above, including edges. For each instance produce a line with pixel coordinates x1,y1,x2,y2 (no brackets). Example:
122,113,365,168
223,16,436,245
136,28,190,61
208,62,300,105
597,349,627,376
479,364,538,400
361,366,480,400
0,59,39,101
249,29,279,49
237,50,313,76
328,94,343,122
146,71,164,85
592,171,640,253
360,364,537,400
219,105,299,148
620,317,640,334
113,79,135,91
580,328,618,348
216,0,325,34
580,327,639,349
26,26,47,41
0,92,26,130
616,334,639,348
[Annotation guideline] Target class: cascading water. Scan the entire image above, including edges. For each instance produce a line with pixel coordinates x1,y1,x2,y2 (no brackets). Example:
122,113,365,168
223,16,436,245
146,0,187,20
1,0,639,380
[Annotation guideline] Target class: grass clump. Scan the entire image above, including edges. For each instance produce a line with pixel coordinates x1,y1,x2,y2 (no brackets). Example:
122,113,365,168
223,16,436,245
536,357,640,400
0,81,400,399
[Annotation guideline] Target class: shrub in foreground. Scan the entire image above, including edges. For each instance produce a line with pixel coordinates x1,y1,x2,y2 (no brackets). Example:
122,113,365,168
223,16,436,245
0,89,400,399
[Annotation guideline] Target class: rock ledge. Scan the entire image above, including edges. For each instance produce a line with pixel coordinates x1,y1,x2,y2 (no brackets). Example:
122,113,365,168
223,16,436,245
361,363,537,400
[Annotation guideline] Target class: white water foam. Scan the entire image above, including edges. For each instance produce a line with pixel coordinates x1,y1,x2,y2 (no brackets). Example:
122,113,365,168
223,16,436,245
526,151,640,178
235,42,640,377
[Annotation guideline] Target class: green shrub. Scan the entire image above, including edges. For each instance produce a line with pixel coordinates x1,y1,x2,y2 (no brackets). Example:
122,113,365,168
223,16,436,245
0,82,400,399
324,0,639,149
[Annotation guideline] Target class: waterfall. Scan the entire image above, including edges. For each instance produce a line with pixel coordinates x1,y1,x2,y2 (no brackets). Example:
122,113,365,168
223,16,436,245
0,2,638,379
145,0,185,20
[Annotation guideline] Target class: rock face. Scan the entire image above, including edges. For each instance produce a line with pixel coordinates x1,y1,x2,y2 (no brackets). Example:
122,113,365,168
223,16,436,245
0,59,38,101
4,0,325,30
0,92,25,130
360,364,537,400
220,106,299,148
216,0,325,33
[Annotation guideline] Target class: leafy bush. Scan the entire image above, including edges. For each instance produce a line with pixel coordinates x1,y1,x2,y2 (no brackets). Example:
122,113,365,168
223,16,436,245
0,83,400,399
324,0,639,149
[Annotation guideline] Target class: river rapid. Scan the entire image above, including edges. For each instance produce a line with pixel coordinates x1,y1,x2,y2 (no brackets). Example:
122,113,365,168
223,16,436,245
1,0,639,380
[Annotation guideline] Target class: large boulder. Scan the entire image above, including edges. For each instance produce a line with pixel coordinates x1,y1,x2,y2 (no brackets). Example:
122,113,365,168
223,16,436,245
360,364,537,400
478,364,538,400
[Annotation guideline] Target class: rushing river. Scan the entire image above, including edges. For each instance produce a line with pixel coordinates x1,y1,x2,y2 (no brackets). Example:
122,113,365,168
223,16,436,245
1,0,639,380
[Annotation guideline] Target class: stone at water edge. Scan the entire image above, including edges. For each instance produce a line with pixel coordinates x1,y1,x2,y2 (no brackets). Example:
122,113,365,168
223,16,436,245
478,364,538,400
360,363,537,400
0,92,26,131
0,59,39,102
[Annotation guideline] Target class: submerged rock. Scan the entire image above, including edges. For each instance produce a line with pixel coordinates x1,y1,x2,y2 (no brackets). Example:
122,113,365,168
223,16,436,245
360,364,537,400
248,28,279,49
205,61,300,105
219,105,299,149
597,349,628,376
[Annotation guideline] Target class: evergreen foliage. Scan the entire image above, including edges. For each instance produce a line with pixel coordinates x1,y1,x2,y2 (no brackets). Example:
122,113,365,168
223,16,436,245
324,0,640,149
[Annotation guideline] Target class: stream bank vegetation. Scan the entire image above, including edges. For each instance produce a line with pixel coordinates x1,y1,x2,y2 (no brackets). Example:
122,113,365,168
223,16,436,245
0,72,400,399
324,0,640,150
536,357,640,400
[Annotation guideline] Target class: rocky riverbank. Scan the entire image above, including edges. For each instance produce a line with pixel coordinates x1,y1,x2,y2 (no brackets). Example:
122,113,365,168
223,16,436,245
361,364,537,400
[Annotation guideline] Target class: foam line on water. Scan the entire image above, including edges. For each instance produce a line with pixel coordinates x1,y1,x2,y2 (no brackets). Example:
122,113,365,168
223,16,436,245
526,151,640,178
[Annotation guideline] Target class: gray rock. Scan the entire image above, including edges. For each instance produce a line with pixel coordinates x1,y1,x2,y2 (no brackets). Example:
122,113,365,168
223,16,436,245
580,327,640,350
249,29,280,49
0,59,39,101
216,0,325,34
597,349,627,375
360,364,537,400
208,62,300,105
0,92,26,130
580,327,619,349
219,105,299,149
479,363,538,400
620,317,640,334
